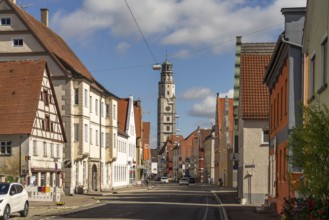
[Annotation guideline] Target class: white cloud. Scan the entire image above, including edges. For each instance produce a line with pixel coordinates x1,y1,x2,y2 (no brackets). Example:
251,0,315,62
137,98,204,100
180,87,212,100
51,0,306,50
218,89,234,98
116,42,131,54
188,95,216,118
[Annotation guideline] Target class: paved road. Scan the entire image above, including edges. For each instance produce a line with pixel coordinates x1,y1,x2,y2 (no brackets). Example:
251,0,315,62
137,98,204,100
41,183,222,220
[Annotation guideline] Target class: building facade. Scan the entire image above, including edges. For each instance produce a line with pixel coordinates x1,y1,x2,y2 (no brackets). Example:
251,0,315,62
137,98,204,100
264,7,305,212
237,41,275,204
0,60,66,187
0,0,119,194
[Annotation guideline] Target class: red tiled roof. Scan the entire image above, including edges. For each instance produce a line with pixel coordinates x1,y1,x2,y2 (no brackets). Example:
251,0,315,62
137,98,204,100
6,0,95,81
134,102,142,138
143,122,150,144
240,43,275,119
0,60,45,134
118,98,129,132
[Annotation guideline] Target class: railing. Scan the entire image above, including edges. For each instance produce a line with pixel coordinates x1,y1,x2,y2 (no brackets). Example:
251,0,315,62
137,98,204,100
25,186,61,202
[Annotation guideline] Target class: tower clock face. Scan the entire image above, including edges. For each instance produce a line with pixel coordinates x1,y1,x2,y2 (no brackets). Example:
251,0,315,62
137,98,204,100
165,106,171,111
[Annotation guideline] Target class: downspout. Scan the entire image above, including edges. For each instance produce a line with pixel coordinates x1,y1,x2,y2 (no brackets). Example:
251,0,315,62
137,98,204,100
99,93,103,191
281,36,302,48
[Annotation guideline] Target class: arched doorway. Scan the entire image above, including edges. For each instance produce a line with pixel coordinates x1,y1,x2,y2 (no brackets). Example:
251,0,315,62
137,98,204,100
92,164,97,191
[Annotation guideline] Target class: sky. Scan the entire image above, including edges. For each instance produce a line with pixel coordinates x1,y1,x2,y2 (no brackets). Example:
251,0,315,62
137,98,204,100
20,0,306,148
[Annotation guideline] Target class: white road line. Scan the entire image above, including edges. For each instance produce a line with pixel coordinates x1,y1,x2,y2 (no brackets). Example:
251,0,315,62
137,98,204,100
202,197,209,220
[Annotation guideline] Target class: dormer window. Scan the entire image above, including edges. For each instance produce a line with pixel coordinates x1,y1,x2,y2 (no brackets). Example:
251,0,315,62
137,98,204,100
1,18,11,26
13,38,23,47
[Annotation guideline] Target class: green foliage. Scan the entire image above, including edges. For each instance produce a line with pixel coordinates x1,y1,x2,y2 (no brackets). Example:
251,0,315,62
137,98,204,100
288,103,329,204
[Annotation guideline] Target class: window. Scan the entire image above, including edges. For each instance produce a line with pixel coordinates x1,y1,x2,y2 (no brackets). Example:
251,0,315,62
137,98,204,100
84,124,88,143
43,142,47,157
43,90,49,106
101,132,104,147
0,141,12,155
262,129,269,144
13,38,23,47
50,143,54,158
113,104,117,120
95,99,98,115
319,37,328,92
74,124,79,142
90,96,92,113
33,140,38,156
56,144,60,158
83,161,86,185
45,115,50,131
101,102,104,117
96,130,99,146
166,126,170,131
84,89,88,108
106,104,109,117
167,116,170,121
309,54,316,100
74,88,79,105
1,18,11,25
90,128,93,145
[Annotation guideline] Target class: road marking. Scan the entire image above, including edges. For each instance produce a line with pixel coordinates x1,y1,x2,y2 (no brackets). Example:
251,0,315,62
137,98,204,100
202,197,209,220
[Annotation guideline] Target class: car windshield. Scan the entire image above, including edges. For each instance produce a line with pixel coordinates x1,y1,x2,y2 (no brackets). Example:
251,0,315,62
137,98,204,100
161,177,167,179
0,183,9,195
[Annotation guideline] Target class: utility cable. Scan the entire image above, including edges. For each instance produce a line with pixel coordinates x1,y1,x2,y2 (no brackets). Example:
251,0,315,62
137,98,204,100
124,0,158,64
92,22,283,73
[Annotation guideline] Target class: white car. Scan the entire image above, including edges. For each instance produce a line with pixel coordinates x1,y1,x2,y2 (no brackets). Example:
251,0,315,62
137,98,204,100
160,177,169,183
0,182,29,220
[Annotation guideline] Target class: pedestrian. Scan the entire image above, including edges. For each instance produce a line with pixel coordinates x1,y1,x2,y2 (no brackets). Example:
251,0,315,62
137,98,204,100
146,178,149,187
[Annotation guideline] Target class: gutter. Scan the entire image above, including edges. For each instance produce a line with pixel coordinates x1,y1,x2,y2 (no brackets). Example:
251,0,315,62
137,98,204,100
281,36,302,48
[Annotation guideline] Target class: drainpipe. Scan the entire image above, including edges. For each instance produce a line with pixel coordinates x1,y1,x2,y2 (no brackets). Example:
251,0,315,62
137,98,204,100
99,93,103,191
281,36,302,48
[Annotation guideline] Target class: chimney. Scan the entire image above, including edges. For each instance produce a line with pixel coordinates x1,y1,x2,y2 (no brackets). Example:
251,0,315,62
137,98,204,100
41,8,49,27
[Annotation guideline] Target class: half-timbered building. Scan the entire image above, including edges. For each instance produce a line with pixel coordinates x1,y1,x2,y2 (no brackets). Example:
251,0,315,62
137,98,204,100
0,60,66,187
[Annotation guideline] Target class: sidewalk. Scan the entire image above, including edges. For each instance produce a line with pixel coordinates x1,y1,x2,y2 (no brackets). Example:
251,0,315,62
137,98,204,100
29,185,149,217
204,185,280,220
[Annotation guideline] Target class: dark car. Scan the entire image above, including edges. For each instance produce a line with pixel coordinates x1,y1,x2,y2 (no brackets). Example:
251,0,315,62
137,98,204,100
189,177,196,183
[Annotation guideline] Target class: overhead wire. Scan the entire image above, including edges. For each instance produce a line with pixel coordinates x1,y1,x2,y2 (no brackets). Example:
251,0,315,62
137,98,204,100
124,0,158,64
91,22,283,73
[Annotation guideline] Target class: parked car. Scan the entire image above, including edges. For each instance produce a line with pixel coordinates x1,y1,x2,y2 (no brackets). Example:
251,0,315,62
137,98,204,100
160,177,169,183
179,177,189,185
189,177,196,183
0,182,29,220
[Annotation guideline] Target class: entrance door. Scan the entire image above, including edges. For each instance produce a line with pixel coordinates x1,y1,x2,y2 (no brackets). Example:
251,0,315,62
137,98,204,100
92,164,97,191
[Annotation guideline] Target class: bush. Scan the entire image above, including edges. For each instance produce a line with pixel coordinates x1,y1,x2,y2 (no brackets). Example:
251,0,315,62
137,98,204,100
281,197,329,220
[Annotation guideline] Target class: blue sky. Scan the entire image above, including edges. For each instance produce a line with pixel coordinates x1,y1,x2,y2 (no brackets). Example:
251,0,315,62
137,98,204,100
21,0,305,148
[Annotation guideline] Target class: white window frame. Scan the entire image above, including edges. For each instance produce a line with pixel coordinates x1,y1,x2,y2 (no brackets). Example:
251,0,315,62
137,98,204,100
0,17,11,26
84,124,88,143
95,99,98,115
50,143,54,158
0,141,12,155
96,130,99,146
113,104,117,120
43,142,47,157
12,38,23,47
33,140,38,156
56,144,60,158
74,124,79,142
84,89,88,108
74,88,79,105
262,129,269,144
90,96,92,113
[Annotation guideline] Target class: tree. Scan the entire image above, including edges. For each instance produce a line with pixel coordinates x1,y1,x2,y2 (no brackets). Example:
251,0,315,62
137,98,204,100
288,103,329,204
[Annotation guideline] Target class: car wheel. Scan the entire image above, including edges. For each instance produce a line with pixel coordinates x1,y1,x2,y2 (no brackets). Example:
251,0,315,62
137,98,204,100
1,205,10,220
20,201,29,217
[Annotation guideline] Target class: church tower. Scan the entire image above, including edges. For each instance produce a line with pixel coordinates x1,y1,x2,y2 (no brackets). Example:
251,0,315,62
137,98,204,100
157,60,176,151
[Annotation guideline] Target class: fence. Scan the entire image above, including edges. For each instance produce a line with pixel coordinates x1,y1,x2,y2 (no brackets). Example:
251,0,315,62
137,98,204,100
25,186,61,202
